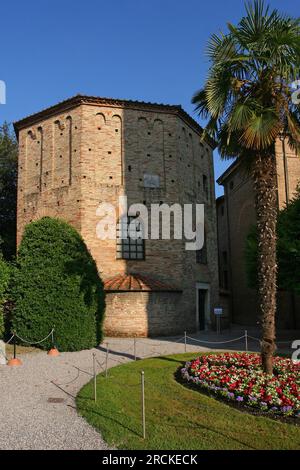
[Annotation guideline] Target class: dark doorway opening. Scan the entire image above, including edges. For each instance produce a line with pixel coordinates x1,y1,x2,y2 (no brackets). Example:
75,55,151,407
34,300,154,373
198,289,206,330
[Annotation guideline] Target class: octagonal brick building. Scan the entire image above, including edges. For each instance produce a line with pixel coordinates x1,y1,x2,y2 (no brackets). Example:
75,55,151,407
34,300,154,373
14,95,221,337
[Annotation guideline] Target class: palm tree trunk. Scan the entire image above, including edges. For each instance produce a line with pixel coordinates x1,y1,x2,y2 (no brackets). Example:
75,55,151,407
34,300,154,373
252,152,278,375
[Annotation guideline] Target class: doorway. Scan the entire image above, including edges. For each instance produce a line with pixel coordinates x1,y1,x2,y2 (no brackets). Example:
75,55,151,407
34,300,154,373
198,289,206,330
196,283,210,331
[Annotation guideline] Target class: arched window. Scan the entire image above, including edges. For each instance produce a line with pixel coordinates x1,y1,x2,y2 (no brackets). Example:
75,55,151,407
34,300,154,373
116,215,145,260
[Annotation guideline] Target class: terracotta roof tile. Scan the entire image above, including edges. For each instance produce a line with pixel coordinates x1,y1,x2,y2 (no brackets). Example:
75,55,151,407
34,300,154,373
104,273,182,293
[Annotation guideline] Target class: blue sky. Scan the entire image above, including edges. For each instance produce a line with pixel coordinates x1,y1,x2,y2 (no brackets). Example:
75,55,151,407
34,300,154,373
1,0,298,196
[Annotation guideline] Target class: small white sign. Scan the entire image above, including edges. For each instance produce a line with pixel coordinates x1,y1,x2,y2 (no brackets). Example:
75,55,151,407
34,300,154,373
143,174,160,188
214,308,223,316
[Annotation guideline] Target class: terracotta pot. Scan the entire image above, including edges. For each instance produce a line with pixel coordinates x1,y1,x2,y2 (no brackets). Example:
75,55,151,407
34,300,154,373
7,357,22,366
47,348,60,357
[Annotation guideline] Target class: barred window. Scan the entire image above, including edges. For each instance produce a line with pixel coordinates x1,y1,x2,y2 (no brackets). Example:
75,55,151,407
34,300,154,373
196,231,207,264
116,215,145,260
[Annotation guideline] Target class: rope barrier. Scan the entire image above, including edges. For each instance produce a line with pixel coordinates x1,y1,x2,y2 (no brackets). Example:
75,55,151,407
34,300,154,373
135,340,163,347
37,328,298,423
95,358,106,371
185,334,246,345
247,335,261,342
176,336,187,343
135,337,186,346
0,330,56,365
6,334,15,345
101,341,133,352
242,335,294,347
52,368,81,386
108,346,134,356
247,335,293,346
137,336,186,346
14,328,54,345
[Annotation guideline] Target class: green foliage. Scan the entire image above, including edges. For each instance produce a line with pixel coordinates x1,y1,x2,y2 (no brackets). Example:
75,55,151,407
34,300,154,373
0,122,18,260
193,0,300,368
12,217,105,351
192,0,300,159
0,255,11,338
246,187,300,294
277,188,300,295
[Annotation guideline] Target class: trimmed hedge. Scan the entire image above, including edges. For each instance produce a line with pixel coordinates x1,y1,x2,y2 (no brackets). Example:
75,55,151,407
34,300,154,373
0,255,10,338
12,217,105,351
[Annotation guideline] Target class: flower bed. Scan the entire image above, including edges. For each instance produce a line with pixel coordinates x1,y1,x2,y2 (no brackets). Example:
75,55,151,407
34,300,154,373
181,353,300,418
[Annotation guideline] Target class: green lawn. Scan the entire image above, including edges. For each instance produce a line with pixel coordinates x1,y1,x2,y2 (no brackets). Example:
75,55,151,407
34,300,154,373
76,353,300,450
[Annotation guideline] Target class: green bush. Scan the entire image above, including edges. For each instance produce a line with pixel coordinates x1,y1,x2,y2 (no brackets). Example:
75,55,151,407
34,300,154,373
12,217,105,351
0,255,11,338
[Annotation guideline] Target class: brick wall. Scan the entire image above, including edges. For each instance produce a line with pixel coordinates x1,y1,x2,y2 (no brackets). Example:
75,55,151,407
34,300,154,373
17,106,83,245
217,143,300,328
104,291,185,337
16,98,220,336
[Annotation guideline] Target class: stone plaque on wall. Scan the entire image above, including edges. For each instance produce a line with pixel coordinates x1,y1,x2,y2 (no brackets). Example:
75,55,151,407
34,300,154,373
143,174,160,189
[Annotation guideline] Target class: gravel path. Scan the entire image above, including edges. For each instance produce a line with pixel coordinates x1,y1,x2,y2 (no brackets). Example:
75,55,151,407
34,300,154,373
0,327,295,450
0,334,211,450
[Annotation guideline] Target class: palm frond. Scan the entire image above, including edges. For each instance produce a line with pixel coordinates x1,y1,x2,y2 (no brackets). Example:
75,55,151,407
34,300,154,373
228,101,255,131
206,32,238,63
242,108,281,149
192,0,300,160
205,66,236,118
191,88,209,119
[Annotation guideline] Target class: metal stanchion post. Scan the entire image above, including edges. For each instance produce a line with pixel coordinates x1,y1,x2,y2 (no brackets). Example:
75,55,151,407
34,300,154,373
134,338,136,361
245,330,248,352
105,343,109,378
7,333,22,366
48,328,59,356
141,370,146,439
184,331,187,353
93,353,97,402
217,316,221,335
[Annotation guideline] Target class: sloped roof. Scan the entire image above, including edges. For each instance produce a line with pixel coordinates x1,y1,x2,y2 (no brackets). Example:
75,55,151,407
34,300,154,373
104,273,182,293
217,158,239,185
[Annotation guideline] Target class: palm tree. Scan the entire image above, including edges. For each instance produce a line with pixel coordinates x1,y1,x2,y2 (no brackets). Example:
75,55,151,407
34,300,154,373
193,0,300,374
